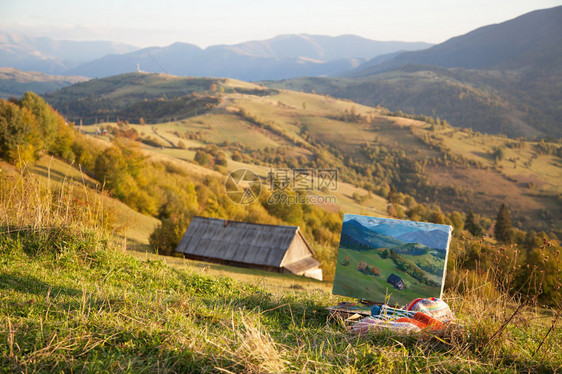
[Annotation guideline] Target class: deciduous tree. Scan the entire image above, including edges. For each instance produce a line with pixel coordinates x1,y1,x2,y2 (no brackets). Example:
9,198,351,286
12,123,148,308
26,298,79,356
0,100,41,164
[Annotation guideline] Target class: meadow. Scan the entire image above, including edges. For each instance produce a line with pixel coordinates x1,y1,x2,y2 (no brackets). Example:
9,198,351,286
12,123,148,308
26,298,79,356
1,170,561,372
70,73,560,237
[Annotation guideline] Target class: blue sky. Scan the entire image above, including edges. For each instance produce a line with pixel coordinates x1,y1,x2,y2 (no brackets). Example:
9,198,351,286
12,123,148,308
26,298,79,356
1,0,560,47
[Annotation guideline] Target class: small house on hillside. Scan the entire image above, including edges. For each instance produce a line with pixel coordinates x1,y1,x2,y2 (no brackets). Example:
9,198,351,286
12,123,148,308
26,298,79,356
175,216,323,280
387,273,405,290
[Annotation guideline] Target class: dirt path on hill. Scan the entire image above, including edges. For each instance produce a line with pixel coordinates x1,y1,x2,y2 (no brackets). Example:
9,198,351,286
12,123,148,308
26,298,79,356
152,126,176,148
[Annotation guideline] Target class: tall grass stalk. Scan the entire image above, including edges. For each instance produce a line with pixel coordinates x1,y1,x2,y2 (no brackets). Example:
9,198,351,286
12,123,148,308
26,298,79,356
0,160,110,235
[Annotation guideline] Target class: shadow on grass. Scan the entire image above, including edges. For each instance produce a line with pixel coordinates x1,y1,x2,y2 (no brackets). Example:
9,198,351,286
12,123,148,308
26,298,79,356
122,237,153,253
133,249,327,285
0,271,80,297
29,165,98,189
471,150,493,160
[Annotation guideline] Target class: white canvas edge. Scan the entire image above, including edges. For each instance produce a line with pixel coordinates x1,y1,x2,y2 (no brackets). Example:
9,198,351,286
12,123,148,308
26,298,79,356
438,225,454,300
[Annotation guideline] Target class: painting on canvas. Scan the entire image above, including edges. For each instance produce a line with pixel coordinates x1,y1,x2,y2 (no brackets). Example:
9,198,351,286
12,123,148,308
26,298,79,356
332,214,453,306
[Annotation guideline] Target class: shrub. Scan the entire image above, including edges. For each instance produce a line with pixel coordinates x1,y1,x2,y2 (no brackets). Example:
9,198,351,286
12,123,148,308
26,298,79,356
194,150,211,166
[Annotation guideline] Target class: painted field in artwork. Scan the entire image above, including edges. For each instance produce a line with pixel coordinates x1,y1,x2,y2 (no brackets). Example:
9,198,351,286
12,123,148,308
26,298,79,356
332,214,452,306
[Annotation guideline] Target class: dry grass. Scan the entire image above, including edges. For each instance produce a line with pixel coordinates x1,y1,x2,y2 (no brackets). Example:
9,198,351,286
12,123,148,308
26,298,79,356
0,165,107,233
1,156,160,248
1,159,561,373
212,314,288,373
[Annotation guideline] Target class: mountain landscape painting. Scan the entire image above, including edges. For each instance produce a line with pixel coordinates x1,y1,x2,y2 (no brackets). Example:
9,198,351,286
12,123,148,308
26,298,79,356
333,214,452,305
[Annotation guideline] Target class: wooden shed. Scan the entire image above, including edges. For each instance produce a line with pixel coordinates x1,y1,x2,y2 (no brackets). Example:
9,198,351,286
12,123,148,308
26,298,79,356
387,273,405,290
175,216,323,280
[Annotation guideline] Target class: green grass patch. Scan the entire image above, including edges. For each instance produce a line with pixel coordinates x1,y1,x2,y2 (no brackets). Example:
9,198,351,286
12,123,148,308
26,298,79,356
1,228,561,372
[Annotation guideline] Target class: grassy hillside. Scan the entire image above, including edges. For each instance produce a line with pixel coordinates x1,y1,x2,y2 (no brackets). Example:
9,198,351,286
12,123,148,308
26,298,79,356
44,72,222,124
0,67,88,98
333,247,440,305
0,147,328,293
59,72,561,237
1,156,160,250
1,172,561,372
267,63,561,138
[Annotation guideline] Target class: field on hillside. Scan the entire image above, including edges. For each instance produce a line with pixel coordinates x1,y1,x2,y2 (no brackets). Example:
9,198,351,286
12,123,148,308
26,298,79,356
412,127,562,193
71,73,561,237
266,65,561,139
82,122,390,218
408,126,562,232
128,250,332,294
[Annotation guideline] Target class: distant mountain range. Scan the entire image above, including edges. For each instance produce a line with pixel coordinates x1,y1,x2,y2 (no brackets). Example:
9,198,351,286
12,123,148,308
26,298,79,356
2,7,560,138
363,222,419,238
346,6,562,76
0,33,138,74
395,230,450,251
269,6,562,138
0,32,431,81
340,219,405,250
64,35,432,80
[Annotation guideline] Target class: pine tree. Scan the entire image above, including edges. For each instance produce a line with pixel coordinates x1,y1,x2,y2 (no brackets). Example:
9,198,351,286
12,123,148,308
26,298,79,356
494,203,513,243
464,209,482,237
